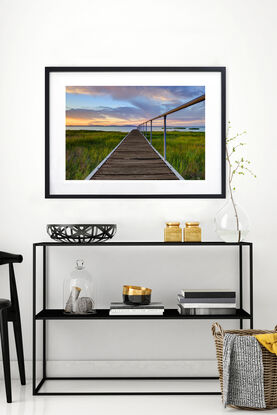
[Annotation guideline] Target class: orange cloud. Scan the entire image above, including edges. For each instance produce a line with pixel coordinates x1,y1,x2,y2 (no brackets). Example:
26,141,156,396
66,86,106,95
66,115,147,126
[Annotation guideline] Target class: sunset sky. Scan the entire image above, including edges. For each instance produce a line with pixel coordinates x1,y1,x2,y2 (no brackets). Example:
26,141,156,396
66,86,205,127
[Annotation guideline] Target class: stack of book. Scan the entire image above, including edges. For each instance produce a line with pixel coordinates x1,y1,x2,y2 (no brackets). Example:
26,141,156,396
177,289,236,315
109,302,164,316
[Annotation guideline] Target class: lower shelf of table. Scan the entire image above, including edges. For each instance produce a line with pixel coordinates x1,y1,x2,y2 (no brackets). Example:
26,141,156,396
35,308,251,320
34,377,221,395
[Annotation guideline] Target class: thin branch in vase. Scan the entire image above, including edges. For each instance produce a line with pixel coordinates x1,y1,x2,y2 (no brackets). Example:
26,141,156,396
226,123,256,242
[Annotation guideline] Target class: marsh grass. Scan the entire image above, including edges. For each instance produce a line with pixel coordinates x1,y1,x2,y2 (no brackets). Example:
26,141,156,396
66,129,205,180
66,130,125,179
151,131,205,180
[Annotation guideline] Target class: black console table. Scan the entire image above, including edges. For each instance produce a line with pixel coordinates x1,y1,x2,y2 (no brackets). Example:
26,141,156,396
33,241,253,396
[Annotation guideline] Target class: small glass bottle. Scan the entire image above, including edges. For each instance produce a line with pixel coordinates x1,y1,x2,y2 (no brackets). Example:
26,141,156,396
63,259,96,314
164,222,182,242
183,222,201,242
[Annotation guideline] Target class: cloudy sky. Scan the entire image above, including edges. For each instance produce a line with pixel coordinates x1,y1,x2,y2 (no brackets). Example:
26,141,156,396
66,86,205,127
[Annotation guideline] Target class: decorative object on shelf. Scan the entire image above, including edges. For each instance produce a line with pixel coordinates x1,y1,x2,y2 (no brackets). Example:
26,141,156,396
110,302,164,316
123,285,152,305
65,286,81,313
212,323,277,409
47,224,116,243
45,67,226,199
183,222,201,242
164,222,182,242
177,289,236,315
215,123,256,242
64,260,96,314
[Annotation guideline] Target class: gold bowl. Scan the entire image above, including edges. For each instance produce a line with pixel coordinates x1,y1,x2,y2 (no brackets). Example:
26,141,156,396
123,285,152,305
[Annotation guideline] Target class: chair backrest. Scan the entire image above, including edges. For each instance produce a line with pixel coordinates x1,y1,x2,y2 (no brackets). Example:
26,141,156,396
0,251,23,266
0,251,23,315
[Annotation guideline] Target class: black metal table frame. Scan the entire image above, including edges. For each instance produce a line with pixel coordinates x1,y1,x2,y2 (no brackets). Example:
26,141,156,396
32,241,253,396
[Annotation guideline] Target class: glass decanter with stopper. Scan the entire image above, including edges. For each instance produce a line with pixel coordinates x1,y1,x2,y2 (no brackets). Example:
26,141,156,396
63,259,96,314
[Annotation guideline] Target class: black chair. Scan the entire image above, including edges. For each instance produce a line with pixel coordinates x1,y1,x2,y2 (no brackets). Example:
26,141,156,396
0,251,25,403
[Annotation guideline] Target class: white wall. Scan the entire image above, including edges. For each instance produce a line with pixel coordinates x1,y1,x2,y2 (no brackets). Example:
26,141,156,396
0,0,277,377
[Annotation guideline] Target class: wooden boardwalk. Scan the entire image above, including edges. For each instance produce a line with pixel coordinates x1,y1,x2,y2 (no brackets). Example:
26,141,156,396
90,129,179,180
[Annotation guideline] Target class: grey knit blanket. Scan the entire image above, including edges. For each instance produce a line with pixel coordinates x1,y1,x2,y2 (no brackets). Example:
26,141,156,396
223,333,265,408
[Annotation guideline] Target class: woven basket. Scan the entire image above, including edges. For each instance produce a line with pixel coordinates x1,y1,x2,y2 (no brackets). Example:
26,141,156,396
212,322,277,410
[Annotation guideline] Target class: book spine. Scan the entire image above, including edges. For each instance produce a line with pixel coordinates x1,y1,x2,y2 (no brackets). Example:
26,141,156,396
109,310,164,315
178,303,236,308
110,306,164,310
177,295,235,303
109,309,164,313
177,306,236,315
181,291,236,298
110,303,164,309
195,308,236,315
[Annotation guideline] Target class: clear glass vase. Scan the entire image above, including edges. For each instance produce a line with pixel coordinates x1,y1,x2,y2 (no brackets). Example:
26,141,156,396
215,196,249,242
63,259,96,314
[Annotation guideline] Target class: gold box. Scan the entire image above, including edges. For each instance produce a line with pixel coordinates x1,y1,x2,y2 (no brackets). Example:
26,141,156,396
183,222,201,242
164,222,182,242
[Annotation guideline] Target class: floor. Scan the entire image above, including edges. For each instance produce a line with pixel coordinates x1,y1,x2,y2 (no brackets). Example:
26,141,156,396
1,381,276,415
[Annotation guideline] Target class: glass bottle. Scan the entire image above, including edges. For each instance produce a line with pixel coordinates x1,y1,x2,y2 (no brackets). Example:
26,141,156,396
63,259,96,314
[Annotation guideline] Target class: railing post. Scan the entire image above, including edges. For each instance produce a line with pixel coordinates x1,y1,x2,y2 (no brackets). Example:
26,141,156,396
164,115,167,160
150,120,152,144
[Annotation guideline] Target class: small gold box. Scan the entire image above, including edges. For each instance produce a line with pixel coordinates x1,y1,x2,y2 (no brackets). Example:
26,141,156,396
183,222,201,242
164,222,182,242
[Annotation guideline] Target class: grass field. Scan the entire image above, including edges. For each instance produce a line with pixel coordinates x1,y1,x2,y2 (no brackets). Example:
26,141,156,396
66,129,205,180
146,130,205,180
66,130,125,179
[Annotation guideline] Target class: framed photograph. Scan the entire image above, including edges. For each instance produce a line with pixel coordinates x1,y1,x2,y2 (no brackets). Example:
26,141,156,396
45,67,226,198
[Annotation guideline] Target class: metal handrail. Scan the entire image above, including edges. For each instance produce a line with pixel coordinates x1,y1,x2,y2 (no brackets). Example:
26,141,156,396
138,94,205,160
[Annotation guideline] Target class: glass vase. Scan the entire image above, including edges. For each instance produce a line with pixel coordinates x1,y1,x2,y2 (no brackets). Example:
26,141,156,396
215,196,249,242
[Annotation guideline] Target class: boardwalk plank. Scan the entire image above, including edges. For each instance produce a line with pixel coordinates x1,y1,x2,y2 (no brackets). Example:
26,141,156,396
96,167,176,174
111,153,160,160
90,129,179,180
93,175,178,180
104,159,165,166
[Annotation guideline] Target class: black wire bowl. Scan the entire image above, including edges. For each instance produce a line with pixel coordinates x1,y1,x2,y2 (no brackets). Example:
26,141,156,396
47,224,117,243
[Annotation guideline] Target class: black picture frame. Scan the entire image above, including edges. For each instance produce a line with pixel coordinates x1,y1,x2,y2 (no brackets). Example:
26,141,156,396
45,66,226,199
